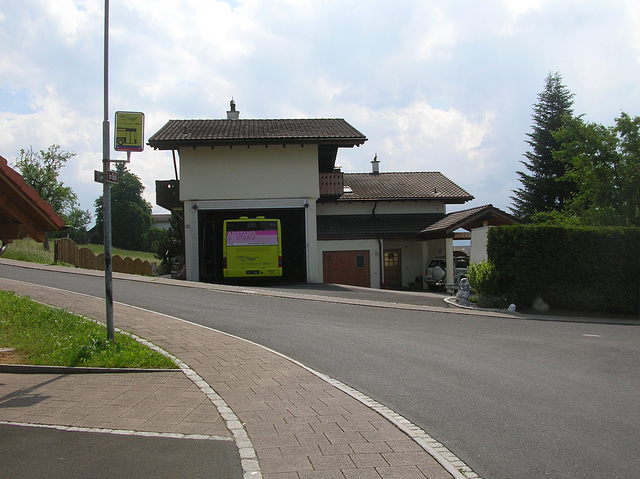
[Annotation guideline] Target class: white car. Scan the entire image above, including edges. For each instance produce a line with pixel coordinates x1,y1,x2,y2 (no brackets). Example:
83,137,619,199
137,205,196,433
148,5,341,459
425,256,469,289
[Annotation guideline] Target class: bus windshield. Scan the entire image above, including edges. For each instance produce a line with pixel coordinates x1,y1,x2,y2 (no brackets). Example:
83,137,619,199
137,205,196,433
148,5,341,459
223,218,282,278
225,221,279,246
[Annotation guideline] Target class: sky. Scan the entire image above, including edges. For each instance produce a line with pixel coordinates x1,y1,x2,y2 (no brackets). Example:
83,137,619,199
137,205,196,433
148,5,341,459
2,0,640,222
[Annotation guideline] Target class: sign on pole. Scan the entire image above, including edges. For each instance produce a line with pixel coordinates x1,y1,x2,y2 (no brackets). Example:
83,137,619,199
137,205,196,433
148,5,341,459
114,111,145,154
94,170,119,184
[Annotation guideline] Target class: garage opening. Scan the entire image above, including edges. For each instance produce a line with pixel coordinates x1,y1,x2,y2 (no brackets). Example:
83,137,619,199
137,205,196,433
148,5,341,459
197,208,307,283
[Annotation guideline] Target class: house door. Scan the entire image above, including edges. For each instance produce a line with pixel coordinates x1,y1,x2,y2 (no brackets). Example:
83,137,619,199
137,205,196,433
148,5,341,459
323,250,370,287
383,249,402,287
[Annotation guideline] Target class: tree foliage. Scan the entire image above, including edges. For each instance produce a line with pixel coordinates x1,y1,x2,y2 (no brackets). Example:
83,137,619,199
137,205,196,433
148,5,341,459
92,163,155,251
553,113,640,226
13,145,91,243
511,72,575,220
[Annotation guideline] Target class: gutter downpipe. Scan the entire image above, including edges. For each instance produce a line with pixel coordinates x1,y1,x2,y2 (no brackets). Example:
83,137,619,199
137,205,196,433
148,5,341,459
172,149,179,180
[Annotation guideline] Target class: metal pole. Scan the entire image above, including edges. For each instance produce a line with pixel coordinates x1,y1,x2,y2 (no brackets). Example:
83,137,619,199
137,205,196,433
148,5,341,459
103,0,114,341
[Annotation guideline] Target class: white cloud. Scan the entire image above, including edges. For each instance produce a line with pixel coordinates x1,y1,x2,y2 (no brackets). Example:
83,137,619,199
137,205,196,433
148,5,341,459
39,0,102,45
412,7,459,61
2,0,640,218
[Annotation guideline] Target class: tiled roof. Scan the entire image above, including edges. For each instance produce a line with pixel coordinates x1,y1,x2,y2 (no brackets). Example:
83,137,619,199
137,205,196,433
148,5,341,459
317,213,444,240
339,172,473,203
419,204,519,238
148,119,367,149
0,155,65,243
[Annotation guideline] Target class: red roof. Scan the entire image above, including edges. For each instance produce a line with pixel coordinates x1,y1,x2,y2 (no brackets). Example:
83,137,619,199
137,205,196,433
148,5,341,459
0,154,65,243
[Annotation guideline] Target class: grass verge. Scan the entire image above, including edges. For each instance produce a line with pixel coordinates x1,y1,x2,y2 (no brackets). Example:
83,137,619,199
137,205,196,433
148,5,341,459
1,238,158,265
0,290,177,369
79,243,158,263
1,238,54,264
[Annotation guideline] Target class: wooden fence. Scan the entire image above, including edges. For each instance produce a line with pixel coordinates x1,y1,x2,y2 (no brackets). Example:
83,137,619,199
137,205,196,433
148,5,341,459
54,238,156,276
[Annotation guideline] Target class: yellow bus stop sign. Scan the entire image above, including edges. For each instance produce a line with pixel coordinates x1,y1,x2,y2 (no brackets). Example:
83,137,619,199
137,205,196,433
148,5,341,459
114,111,145,152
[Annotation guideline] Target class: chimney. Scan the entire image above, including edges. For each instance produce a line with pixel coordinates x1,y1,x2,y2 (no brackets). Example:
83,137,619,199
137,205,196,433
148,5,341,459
226,99,239,120
371,154,380,174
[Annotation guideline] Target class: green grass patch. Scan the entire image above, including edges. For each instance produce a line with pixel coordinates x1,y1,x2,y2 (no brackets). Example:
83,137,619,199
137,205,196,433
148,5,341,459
0,290,177,369
2,238,158,265
78,243,157,263
1,238,54,264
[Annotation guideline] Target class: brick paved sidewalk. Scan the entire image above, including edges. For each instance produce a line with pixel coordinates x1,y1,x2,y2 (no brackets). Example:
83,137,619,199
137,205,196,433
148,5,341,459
0,278,468,479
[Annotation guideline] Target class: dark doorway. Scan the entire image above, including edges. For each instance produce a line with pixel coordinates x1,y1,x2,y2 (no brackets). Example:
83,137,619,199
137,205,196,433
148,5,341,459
198,208,307,283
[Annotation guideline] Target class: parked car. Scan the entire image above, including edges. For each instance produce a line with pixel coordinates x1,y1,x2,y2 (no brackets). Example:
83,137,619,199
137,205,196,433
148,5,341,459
453,256,469,285
424,255,469,289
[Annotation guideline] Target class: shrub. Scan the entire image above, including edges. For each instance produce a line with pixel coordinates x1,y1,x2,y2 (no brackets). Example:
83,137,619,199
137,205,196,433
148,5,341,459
487,225,640,314
467,260,509,308
467,260,499,297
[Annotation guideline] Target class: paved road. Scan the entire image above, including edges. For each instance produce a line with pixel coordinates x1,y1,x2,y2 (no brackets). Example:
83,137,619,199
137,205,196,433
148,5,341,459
1,260,639,479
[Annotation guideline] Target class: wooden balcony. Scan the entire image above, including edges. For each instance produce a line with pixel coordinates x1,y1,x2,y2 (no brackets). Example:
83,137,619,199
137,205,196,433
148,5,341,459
319,172,344,199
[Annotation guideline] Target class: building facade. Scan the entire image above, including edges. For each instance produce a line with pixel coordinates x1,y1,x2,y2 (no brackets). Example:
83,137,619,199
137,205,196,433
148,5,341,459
148,103,515,288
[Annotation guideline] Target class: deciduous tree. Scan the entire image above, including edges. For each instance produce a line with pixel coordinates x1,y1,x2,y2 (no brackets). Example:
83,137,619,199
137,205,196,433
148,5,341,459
92,163,154,251
13,145,91,246
553,113,640,226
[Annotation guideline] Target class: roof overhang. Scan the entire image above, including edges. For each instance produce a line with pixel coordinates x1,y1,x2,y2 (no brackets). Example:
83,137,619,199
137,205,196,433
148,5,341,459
317,213,445,241
332,196,472,204
418,204,519,240
149,137,366,150
148,119,367,151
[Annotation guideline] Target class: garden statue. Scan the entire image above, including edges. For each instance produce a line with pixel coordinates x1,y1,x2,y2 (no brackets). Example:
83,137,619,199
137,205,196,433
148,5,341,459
456,277,472,307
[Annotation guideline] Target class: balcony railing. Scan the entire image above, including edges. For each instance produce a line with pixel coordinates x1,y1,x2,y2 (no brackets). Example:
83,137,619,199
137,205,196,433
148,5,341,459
319,172,344,198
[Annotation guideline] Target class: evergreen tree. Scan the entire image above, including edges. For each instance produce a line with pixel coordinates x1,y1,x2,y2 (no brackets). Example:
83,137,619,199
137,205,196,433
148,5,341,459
92,163,154,251
511,72,575,221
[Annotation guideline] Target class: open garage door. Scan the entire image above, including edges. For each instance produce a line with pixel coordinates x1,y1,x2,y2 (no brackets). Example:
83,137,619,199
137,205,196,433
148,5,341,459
198,208,307,283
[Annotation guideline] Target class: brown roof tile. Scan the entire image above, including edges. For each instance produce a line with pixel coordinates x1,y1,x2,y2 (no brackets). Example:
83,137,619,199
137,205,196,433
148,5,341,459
340,172,473,203
419,204,519,238
148,118,367,149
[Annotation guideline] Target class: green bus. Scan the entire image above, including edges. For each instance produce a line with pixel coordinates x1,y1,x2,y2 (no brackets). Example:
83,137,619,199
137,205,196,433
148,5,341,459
222,217,282,278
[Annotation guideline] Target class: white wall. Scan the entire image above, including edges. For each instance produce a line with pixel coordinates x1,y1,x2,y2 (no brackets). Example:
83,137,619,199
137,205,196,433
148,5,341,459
382,240,427,288
177,145,320,282
426,238,447,259
318,238,449,289
179,145,319,201
184,199,199,281
470,226,490,263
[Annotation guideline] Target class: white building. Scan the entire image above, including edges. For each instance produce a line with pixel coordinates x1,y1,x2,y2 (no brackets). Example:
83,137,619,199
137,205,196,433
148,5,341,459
148,102,516,288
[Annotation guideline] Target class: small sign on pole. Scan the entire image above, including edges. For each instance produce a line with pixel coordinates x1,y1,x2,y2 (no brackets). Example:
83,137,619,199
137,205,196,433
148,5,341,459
114,111,145,155
94,170,119,184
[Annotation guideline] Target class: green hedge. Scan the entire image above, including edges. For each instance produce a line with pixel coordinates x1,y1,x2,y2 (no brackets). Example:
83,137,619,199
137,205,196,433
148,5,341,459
487,225,640,314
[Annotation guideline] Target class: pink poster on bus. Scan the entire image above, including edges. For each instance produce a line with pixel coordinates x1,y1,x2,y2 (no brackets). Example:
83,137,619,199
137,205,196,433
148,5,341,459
226,230,278,246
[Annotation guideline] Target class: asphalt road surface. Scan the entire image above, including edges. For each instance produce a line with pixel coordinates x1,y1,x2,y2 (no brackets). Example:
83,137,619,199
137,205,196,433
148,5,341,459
1,262,639,479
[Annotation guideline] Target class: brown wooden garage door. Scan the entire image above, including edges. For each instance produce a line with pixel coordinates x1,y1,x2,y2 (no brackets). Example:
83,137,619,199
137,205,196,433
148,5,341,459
322,250,370,288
